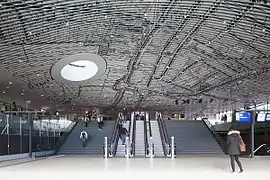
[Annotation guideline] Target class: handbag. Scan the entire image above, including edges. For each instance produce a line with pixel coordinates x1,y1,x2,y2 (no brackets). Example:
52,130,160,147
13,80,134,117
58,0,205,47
239,135,246,152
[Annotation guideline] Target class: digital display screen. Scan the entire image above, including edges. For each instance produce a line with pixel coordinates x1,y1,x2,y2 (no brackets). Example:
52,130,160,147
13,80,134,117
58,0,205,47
265,113,270,121
236,112,250,122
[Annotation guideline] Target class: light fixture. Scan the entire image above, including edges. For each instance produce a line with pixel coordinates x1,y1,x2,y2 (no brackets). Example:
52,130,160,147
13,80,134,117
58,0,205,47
41,94,44,97
61,60,98,81
51,53,107,84
56,112,59,116
9,81,12,85
21,92,24,96
2,91,6,94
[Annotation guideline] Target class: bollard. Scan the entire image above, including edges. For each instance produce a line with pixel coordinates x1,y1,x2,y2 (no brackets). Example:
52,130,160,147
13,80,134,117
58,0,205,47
125,136,129,159
171,136,175,159
104,136,108,159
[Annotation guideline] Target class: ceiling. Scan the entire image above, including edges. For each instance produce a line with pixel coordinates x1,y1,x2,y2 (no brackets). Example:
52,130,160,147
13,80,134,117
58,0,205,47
0,0,270,114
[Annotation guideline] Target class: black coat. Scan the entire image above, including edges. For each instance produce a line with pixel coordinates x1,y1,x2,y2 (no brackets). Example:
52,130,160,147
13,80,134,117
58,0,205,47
227,130,241,155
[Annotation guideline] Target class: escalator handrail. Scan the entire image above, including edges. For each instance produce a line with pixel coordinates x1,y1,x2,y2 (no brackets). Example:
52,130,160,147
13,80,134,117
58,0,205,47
108,117,122,155
159,116,172,156
148,119,152,138
131,118,136,156
144,118,149,156
157,116,167,156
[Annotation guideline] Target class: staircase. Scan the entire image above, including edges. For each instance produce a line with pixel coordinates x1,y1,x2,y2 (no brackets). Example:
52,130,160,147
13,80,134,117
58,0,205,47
135,120,145,156
58,121,115,155
115,121,130,157
165,120,223,155
150,121,164,156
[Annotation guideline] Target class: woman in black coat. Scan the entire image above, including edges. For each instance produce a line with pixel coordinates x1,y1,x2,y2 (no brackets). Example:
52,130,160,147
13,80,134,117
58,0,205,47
227,127,243,173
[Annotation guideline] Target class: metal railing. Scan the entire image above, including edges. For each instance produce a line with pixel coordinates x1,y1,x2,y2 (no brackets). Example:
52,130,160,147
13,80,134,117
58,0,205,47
55,121,78,151
202,118,226,153
107,117,121,157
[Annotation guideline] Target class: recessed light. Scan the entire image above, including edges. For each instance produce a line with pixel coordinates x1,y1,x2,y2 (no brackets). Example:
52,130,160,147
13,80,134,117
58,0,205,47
9,81,12,85
2,91,6,94
21,92,24,96
41,94,44,97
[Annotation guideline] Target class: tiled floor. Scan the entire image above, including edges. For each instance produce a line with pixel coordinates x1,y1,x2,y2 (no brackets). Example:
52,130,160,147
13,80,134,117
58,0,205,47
0,155,269,179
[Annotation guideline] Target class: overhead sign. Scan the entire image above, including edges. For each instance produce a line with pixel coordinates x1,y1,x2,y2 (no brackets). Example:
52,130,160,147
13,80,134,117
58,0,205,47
265,113,270,121
257,113,266,122
236,112,250,122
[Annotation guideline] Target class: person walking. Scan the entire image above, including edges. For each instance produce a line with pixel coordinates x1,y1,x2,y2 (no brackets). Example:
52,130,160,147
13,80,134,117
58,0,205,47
227,127,244,173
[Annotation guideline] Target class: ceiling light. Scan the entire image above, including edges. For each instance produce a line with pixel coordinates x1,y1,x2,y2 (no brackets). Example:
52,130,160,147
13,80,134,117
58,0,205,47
2,91,6,94
41,94,44,97
9,81,12,85
21,92,24,96
61,60,98,81
263,28,266,32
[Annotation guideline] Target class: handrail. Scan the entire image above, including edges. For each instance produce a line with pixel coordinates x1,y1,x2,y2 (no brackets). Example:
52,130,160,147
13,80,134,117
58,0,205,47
253,144,267,155
55,120,78,151
108,117,121,156
148,119,152,138
144,118,149,156
131,118,136,156
202,118,226,153
157,116,167,156
158,115,171,156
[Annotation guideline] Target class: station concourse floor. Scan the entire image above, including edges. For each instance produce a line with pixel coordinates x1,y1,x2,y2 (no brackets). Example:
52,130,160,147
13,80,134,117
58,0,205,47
0,155,270,180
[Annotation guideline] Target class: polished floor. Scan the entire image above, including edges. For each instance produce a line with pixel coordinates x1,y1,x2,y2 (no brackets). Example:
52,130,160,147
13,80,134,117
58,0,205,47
0,155,269,179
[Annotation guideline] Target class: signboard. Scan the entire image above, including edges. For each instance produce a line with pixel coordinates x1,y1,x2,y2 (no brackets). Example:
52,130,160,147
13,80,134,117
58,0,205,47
236,112,250,122
265,113,270,121
257,113,266,122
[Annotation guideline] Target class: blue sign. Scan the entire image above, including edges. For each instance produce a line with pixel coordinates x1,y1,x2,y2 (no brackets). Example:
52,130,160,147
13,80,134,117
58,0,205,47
265,113,270,121
236,112,250,122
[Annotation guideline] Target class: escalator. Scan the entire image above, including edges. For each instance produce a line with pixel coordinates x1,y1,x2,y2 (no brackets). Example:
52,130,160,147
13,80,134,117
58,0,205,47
115,121,130,157
149,120,164,156
135,120,145,156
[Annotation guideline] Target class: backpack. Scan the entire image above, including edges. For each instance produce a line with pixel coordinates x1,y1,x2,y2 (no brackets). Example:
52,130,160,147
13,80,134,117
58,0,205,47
82,132,86,137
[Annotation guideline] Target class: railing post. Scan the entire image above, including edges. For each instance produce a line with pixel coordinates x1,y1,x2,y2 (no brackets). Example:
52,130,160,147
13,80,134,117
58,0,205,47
125,136,129,159
150,137,153,159
171,136,175,159
104,136,108,159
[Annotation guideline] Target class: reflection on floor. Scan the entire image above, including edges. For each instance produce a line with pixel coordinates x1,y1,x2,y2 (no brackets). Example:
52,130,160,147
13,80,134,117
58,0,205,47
0,156,270,179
